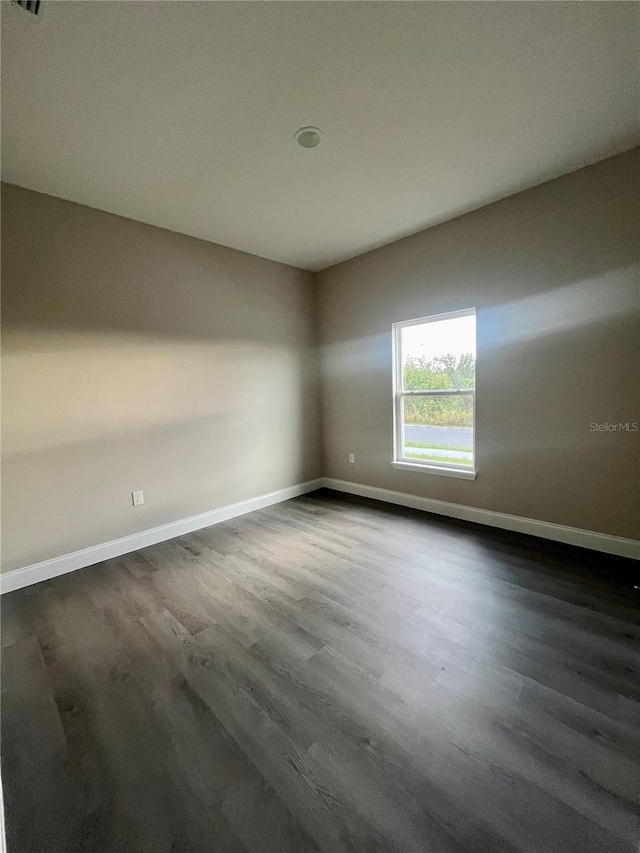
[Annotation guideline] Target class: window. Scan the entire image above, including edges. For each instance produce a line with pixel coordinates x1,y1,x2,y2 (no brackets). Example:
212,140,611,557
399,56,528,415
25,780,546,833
392,308,476,479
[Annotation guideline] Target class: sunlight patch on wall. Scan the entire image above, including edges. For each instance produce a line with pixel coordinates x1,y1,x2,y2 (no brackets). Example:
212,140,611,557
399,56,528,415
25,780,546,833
2,328,299,456
482,268,637,349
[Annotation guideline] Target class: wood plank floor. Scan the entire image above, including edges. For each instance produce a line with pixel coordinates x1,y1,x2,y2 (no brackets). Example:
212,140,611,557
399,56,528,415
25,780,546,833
2,489,639,853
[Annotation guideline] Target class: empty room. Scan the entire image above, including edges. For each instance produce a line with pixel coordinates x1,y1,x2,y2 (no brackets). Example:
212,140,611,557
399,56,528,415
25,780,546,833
1,2,639,851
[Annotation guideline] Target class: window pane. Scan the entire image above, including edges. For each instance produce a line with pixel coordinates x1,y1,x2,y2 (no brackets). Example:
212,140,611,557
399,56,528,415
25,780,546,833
401,313,475,392
402,395,473,467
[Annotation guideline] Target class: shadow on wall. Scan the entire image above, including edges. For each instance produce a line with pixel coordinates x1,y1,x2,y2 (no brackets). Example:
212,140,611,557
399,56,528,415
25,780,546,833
318,151,640,537
3,329,308,457
0,183,313,345
2,327,319,571
322,267,639,456
1,184,321,571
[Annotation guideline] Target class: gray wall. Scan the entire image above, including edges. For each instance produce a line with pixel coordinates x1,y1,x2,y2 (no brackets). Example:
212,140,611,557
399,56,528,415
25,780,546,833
317,150,639,540
1,184,322,571
3,150,638,573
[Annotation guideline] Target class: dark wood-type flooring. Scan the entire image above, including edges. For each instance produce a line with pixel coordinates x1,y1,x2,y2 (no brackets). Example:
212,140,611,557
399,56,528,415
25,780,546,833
2,490,639,853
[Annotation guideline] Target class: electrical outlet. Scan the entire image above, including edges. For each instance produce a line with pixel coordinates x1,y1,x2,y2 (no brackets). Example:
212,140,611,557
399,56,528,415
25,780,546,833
348,453,355,463
131,490,144,507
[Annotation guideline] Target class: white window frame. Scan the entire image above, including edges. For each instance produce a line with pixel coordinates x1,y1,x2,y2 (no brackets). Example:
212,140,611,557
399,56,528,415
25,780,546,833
392,308,476,480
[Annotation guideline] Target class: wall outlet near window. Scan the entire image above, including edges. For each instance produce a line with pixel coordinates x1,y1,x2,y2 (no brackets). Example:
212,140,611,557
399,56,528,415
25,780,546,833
131,490,144,507
348,453,355,463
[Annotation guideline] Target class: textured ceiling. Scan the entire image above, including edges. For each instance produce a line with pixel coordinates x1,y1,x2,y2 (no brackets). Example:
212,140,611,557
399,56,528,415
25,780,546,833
2,1,638,270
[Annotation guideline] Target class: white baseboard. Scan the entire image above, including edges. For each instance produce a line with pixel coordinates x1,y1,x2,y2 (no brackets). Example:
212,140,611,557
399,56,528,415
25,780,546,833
0,478,324,595
2,474,637,594
322,477,640,560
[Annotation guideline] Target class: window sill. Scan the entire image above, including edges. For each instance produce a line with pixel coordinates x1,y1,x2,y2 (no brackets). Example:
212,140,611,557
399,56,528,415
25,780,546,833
391,460,476,480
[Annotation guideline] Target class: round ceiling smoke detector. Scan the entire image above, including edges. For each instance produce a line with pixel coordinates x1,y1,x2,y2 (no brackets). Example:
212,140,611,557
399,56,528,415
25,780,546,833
294,126,322,149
